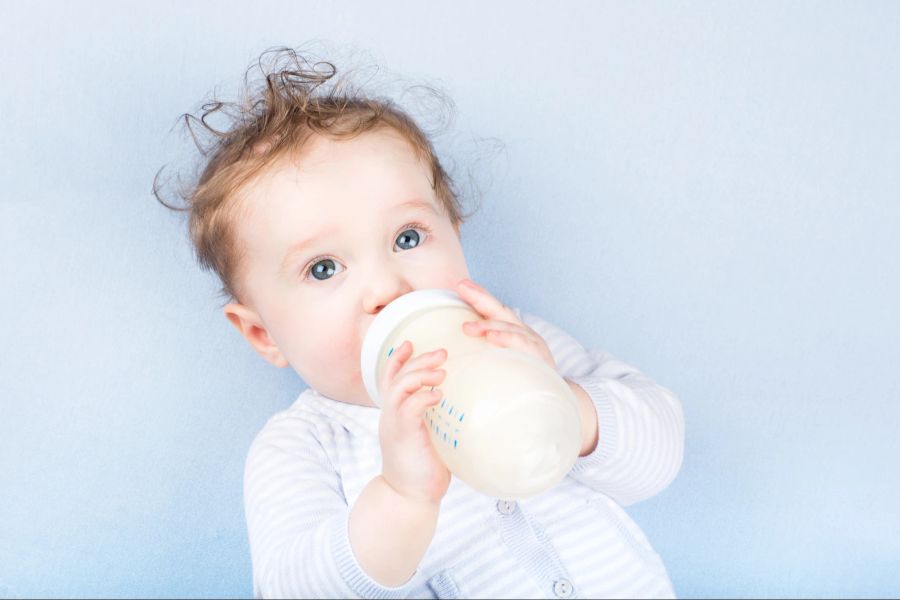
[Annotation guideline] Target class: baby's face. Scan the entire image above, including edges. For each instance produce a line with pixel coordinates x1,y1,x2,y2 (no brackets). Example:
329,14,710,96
223,128,471,407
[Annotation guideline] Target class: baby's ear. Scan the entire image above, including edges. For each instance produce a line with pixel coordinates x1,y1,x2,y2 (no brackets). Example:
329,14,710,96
222,303,289,368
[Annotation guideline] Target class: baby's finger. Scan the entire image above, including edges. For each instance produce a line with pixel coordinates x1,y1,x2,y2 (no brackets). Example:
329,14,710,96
384,367,446,411
405,347,448,371
380,340,413,392
386,347,446,388
397,367,447,396
398,387,443,428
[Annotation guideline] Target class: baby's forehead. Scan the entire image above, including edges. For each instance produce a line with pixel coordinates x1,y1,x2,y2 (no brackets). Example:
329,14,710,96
237,149,440,225
249,134,430,197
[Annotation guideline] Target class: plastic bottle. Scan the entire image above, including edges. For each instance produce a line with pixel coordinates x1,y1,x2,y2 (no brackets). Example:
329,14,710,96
360,288,582,500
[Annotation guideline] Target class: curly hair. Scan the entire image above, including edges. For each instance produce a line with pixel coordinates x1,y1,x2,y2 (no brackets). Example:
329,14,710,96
153,45,477,306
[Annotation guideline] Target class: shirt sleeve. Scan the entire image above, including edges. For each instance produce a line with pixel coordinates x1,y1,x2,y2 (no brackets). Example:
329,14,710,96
243,412,421,599
513,307,685,507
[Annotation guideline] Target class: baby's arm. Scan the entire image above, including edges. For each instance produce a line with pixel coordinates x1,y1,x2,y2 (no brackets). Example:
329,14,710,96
244,418,368,598
514,307,685,507
245,414,434,598
245,343,450,598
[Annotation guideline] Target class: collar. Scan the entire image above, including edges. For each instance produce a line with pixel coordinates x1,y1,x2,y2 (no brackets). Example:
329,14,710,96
301,388,382,438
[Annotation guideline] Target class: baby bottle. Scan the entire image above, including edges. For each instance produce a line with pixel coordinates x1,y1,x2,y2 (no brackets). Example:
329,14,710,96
360,288,582,500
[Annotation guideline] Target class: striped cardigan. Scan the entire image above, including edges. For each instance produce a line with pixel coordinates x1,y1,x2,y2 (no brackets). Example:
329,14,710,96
244,306,685,598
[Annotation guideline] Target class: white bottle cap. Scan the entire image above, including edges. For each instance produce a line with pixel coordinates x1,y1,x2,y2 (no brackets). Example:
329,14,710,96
360,288,469,407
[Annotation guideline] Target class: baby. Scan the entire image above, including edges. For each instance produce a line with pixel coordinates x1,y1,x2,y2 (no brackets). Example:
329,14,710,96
155,47,685,599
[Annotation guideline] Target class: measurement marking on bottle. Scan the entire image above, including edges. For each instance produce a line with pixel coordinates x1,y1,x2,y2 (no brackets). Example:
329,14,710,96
426,395,463,450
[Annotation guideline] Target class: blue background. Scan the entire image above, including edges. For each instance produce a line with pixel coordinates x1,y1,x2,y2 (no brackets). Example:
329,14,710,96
2,1,899,597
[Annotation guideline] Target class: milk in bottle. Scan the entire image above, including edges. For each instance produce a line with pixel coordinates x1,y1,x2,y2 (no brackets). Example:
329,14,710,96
360,288,582,500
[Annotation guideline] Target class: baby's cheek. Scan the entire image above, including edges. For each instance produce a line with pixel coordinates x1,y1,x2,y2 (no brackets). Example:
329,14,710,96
333,333,364,380
299,334,362,390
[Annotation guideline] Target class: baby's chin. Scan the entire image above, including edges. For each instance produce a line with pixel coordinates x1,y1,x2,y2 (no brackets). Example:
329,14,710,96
333,370,379,408
336,388,378,408
349,372,378,407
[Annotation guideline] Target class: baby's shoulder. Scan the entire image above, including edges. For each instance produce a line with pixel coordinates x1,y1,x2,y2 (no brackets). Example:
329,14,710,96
243,390,350,485
250,389,340,451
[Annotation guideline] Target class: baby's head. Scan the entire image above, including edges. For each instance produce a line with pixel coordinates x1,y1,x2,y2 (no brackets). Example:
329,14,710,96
155,48,475,407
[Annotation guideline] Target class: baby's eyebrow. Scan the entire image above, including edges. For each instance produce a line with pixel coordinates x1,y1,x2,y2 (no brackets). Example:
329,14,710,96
383,198,438,216
279,198,438,273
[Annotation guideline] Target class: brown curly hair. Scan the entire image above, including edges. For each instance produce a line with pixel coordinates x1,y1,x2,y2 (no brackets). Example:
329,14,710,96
153,45,477,306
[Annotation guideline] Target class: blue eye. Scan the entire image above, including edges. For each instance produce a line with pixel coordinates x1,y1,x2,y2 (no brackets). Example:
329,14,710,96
307,258,340,282
302,222,431,282
396,228,421,251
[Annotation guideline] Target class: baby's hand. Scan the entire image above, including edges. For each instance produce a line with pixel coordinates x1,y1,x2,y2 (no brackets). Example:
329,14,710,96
457,278,557,371
377,341,451,506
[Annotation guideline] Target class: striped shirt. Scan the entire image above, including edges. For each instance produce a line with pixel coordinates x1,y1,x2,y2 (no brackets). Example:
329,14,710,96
244,306,685,599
